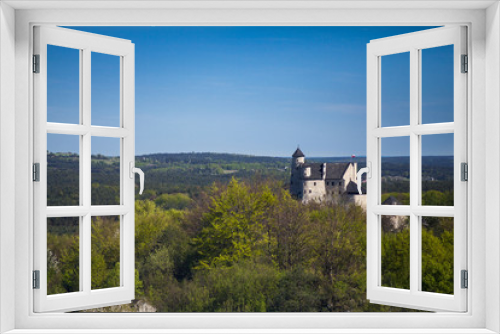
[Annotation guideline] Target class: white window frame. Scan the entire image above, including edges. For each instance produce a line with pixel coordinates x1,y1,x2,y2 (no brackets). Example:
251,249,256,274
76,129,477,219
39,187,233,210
0,1,498,333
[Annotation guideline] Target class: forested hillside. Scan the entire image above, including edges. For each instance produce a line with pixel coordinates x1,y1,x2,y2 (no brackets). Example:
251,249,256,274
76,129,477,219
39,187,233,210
46,152,455,312
136,153,290,196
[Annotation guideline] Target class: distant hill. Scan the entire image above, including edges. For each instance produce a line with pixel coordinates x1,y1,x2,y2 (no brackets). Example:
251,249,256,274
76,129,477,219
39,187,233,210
138,152,452,166
138,152,290,165
46,152,454,204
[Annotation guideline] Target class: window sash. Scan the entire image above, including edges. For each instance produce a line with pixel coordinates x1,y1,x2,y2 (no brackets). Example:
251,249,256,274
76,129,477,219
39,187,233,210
366,26,468,312
33,26,136,313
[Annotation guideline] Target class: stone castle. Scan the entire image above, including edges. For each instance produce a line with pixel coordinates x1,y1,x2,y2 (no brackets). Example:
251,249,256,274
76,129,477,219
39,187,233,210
289,148,366,207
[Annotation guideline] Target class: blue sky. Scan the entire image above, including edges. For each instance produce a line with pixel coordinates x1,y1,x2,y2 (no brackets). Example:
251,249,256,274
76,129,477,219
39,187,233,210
47,26,454,157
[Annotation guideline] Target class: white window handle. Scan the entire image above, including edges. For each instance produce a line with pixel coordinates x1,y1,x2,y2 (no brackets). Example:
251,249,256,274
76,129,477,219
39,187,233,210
356,162,371,195
129,162,145,195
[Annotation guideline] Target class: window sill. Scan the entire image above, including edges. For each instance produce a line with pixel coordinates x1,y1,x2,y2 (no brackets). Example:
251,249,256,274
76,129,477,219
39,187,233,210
3,329,497,334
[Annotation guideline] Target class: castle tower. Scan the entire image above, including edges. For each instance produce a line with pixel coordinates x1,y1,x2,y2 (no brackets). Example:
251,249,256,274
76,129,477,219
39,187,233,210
290,147,305,198
292,147,305,167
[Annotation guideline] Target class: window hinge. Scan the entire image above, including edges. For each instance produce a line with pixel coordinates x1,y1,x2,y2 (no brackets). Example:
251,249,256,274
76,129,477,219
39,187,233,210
33,54,40,73
461,54,468,73
33,163,40,182
33,270,40,289
461,162,468,181
461,270,468,289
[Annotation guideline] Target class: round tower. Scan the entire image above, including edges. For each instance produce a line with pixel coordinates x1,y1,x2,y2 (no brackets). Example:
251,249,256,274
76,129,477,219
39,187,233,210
292,147,305,167
290,147,305,199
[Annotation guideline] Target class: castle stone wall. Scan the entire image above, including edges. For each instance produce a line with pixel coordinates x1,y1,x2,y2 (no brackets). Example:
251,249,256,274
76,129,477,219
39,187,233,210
302,180,326,203
290,164,304,199
351,195,367,211
342,163,357,185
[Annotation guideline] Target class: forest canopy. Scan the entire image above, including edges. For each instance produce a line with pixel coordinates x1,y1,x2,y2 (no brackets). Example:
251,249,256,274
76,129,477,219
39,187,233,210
46,153,454,312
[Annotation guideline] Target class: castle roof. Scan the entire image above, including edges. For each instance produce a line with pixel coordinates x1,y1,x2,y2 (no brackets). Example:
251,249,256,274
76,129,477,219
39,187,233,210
346,180,360,194
292,148,305,158
301,162,350,180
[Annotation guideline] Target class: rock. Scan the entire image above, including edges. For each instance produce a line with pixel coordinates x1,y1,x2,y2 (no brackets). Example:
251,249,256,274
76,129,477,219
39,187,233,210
381,196,408,232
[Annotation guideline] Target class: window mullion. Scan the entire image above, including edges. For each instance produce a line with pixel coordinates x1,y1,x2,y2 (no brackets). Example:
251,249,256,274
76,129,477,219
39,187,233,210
413,123,454,135
122,52,135,292
409,47,420,294
81,214,91,293
365,48,379,300
82,47,92,294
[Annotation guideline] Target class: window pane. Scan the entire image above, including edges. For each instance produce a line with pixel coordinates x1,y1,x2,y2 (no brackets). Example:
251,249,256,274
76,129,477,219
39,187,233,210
421,216,454,294
381,215,410,289
422,133,454,206
47,217,80,295
92,52,120,127
47,45,80,124
421,45,454,124
381,52,410,127
381,137,410,205
91,137,121,206
91,216,120,290
47,134,79,206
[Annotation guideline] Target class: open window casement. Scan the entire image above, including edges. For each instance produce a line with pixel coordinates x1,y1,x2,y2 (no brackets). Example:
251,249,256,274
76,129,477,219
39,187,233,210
365,26,467,312
33,26,136,312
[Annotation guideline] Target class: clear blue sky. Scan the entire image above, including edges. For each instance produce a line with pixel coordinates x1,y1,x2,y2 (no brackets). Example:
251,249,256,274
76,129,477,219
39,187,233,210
47,26,454,157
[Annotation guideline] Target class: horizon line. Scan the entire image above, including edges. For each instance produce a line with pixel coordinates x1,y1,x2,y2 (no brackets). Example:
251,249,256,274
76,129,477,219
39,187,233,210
49,151,454,159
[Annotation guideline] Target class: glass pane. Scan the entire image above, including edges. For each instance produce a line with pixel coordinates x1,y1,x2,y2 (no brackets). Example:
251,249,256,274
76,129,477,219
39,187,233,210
91,216,120,290
47,217,80,295
421,45,454,124
422,216,454,294
92,52,120,127
381,52,410,127
381,137,410,205
47,134,79,206
422,133,454,206
91,137,120,206
47,45,80,124
381,215,410,289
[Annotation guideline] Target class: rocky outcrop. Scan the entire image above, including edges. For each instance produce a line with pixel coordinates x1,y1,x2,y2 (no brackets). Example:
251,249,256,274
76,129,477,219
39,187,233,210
136,299,157,312
82,299,156,313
